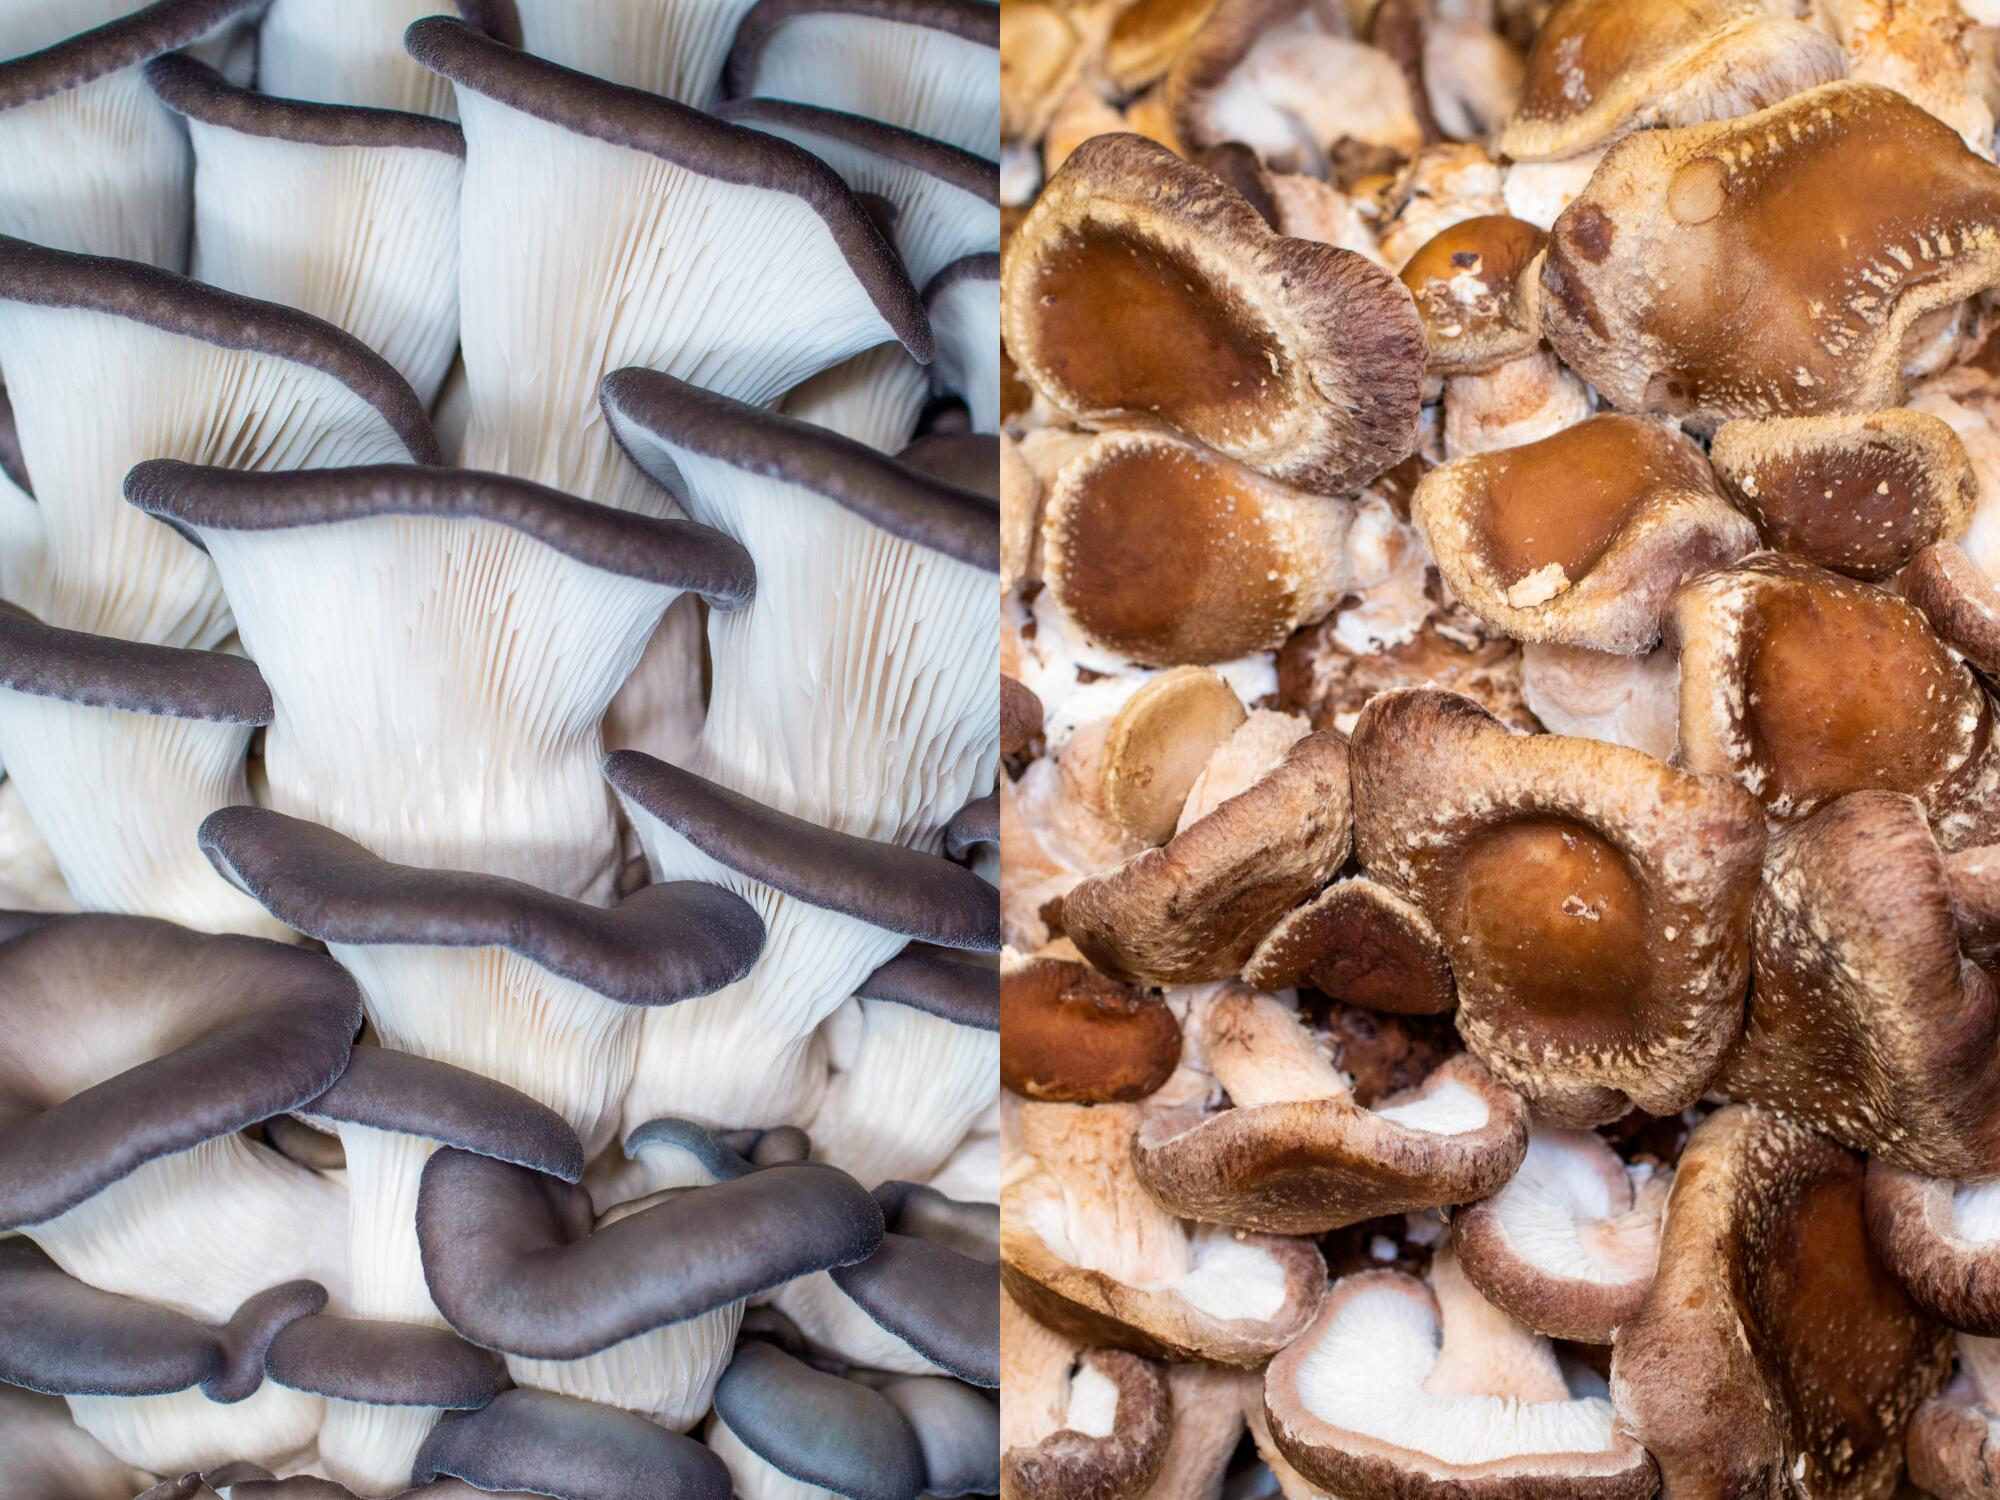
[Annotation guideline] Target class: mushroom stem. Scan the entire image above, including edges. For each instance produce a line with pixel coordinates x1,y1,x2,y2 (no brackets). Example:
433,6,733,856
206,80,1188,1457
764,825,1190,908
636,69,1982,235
335,1125,448,1325
65,1381,324,1479
314,1401,444,1498
1018,1102,1194,1286
1200,986,1351,1109
1423,1249,1570,1403
810,996,1000,1187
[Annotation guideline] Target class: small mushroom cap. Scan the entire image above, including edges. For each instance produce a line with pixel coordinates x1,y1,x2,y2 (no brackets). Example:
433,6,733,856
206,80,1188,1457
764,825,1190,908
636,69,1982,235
1398,215,1548,375
944,790,997,860
1905,540,2000,683
1710,408,1977,580
1243,876,1457,1014
831,1180,1002,1387
1001,675,1044,756
1100,667,1248,846
1541,83,2000,426
1351,689,1765,1126
1611,1105,1953,1499
1451,1127,1668,1344
712,1341,927,1500
1866,1165,2000,1336
1106,0,1226,94
857,946,997,1033
1413,412,1755,653
1908,1366,2000,1500
414,1388,731,1500
1000,1344,1173,1500
1000,946,1182,1103
1002,132,1425,493
1062,729,1352,985
263,1313,507,1408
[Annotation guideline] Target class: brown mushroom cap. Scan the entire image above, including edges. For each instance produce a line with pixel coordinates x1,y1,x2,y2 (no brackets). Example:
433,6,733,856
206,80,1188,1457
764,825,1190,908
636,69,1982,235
1867,1165,2000,1336
1105,0,1227,94
1908,1354,2000,1500
1709,408,1977,580
1098,667,1248,846
1414,412,1757,653
1397,215,1548,374
1669,553,2000,847
999,945,1182,1103
1001,132,1425,493
1242,875,1457,1013
1041,430,1352,667
1541,83,2000,427
1062,728,1352,984
1002,675,1044,757
1611,1105,1952,1499
1905,540,2000,684
1351,688,1765,1126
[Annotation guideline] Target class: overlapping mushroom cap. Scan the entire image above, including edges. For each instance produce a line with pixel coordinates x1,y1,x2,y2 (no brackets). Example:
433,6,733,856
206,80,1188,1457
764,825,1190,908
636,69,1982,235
1000,945,1182,1103
1868,1164,2000,1337
1001,1292,1174,1500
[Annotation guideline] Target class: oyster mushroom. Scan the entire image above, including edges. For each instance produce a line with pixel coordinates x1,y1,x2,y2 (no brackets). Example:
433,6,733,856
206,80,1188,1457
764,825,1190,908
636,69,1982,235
705,1340,929,1500
414,1389,730,1499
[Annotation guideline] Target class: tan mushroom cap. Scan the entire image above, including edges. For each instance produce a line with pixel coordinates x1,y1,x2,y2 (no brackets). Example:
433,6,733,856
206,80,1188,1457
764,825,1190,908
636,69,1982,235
1042,431,1351,667
1002,132,1425,492
1000,432,1039,595
1000,1101,1328,1365
1723,791,2000,1180
1709,408,1977,580
1905,540,2000,683
1133,984,1527,1234
1243,876,1457,1013
1351,689,1765,1127
1498,0,1843,162
1000,0,1089,144
1104,0,1226,94
1063,727,1352,984
999,943,1182,1103
1414,413,1757,653
1611,1105,1953,1499
1451,1126,1669,1345
1908,1348,2000,1500
1867,1165,2000,1336
1541,83,2000,427
1669,553,2000,847
1264,1251,1657,1500
1397,215,1548,375
1099,666,1247,845
1000,1291,1174,1500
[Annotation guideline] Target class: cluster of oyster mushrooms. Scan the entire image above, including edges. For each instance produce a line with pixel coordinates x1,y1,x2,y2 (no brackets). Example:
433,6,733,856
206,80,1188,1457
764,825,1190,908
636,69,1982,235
998,0,2000,1495
0,1,1000,1497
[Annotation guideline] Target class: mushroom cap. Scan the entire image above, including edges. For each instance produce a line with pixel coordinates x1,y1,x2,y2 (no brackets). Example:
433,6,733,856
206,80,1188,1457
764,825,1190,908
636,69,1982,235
1351,688,1765,1126
1001,132,1424,493
1610,1104,1953,1499
855,946,997,1033
199,804,764,1005
828,1180,1001,1387
1905,540,2000,683
1412,412,1756,654
1866,1164,2000,1335
0,607,271,724
414,1388,731,1500
999,946,1181,1103
1541,83,2000,426
1243,876,1457,1013
1725,791,2000,1179
1908,1367,2000,1500
1062,728,1351,985
263,1313,507,1408
145,49,466,156
1397,215,1548,375
879,1376,999,1498
1107,0,1227,94
1001,674,1044,756
0,914,361,1227
943,789,998,860
1000,1345,1174,1500
710,1340,927,1500
1709,408,1977,580
1099,666,1247,846
1669,553,2000,845
1040,430,1352,666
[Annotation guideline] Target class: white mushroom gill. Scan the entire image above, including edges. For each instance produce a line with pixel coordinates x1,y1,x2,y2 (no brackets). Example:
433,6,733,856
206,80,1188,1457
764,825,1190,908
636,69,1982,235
808,998,999,1187
508,0,759,106
66,1380,325,1478
256,0,463,117
315,1400,451,1499
780,343,930,453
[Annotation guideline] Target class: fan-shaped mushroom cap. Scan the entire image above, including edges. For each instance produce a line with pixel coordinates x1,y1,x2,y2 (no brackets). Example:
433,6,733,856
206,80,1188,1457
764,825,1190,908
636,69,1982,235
1243,876,1458,1013
1351,688,1765,1125
257,0,479,116
925,251,1000,433
416,1388,730,1499
1000,1292,1173,1500
0,239,436,650
1451,1126,1669,1344
724,0,998,155
496,0,764,107
1041,430,1352,667
1002,132,1425,493
1867,1165,2000,1336
145,53,464,406
1669,554,2000,847
1541,83,2000,427
1000,944,1181,1102
0,1384,146,1500
707,1340,928,1500
1709,408,1978,580
1414,413,1756,653
1264,1250,1657,1499
1398,215,1547,374
1062,726,1351,985
1497,0,1843,162
1002,1100,1327,1365
1906,540,2000,683
0,916,357,1320
1611,1104,1953,1498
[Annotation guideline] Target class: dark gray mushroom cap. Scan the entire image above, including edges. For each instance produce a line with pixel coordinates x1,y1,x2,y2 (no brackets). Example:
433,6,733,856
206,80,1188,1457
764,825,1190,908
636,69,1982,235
0,238,437,464
604,750,1000,951
0,607,272,723
880,1376,1000,1498
416,1149,884,1358
0,1238,322,1402
713,1340,927,1500
0,0,261,108
298,1045,584,1182
0,385,28,496
897,432,998,497
145,52,466,155
414,1388,731,1500
124,460,755,609
0,915,362,1228
724,0,999,94
624,1116,758,1180
944,790,998,861
199,805,764,1005
723,1123,815,1167
925,250,998,307
830,1218,1001,1386
857,948,998,1031
717,97,995,206
403,15,929,362
600,366,998,570
875,1178,999,1259
263,1313,507,1408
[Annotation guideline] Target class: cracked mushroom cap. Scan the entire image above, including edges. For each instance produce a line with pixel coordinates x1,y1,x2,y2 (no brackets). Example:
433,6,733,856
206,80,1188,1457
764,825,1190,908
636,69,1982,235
1724,791,2000,1179
1413,413,1757,654
1541,83,2000,427
1097,666,1248,847
1061,725,1352,985
1709,408,1977,581
1398,215,1548,375
1263,1250,1657,1500
1002,132,1425,493
1243,876,1457,1014
1000,945,1182,1103
1351,689,1766,1126
1450,1126,1669,1344
1000,1291,1174,1500
1497,0,1843,162
1133,985,1527,1235
1867,1164,2000,1336
1904,540,2000,684
415,1388,730,1499
1669,553,2000,847
1611,1104,1953,1498
1041,430,1352,667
